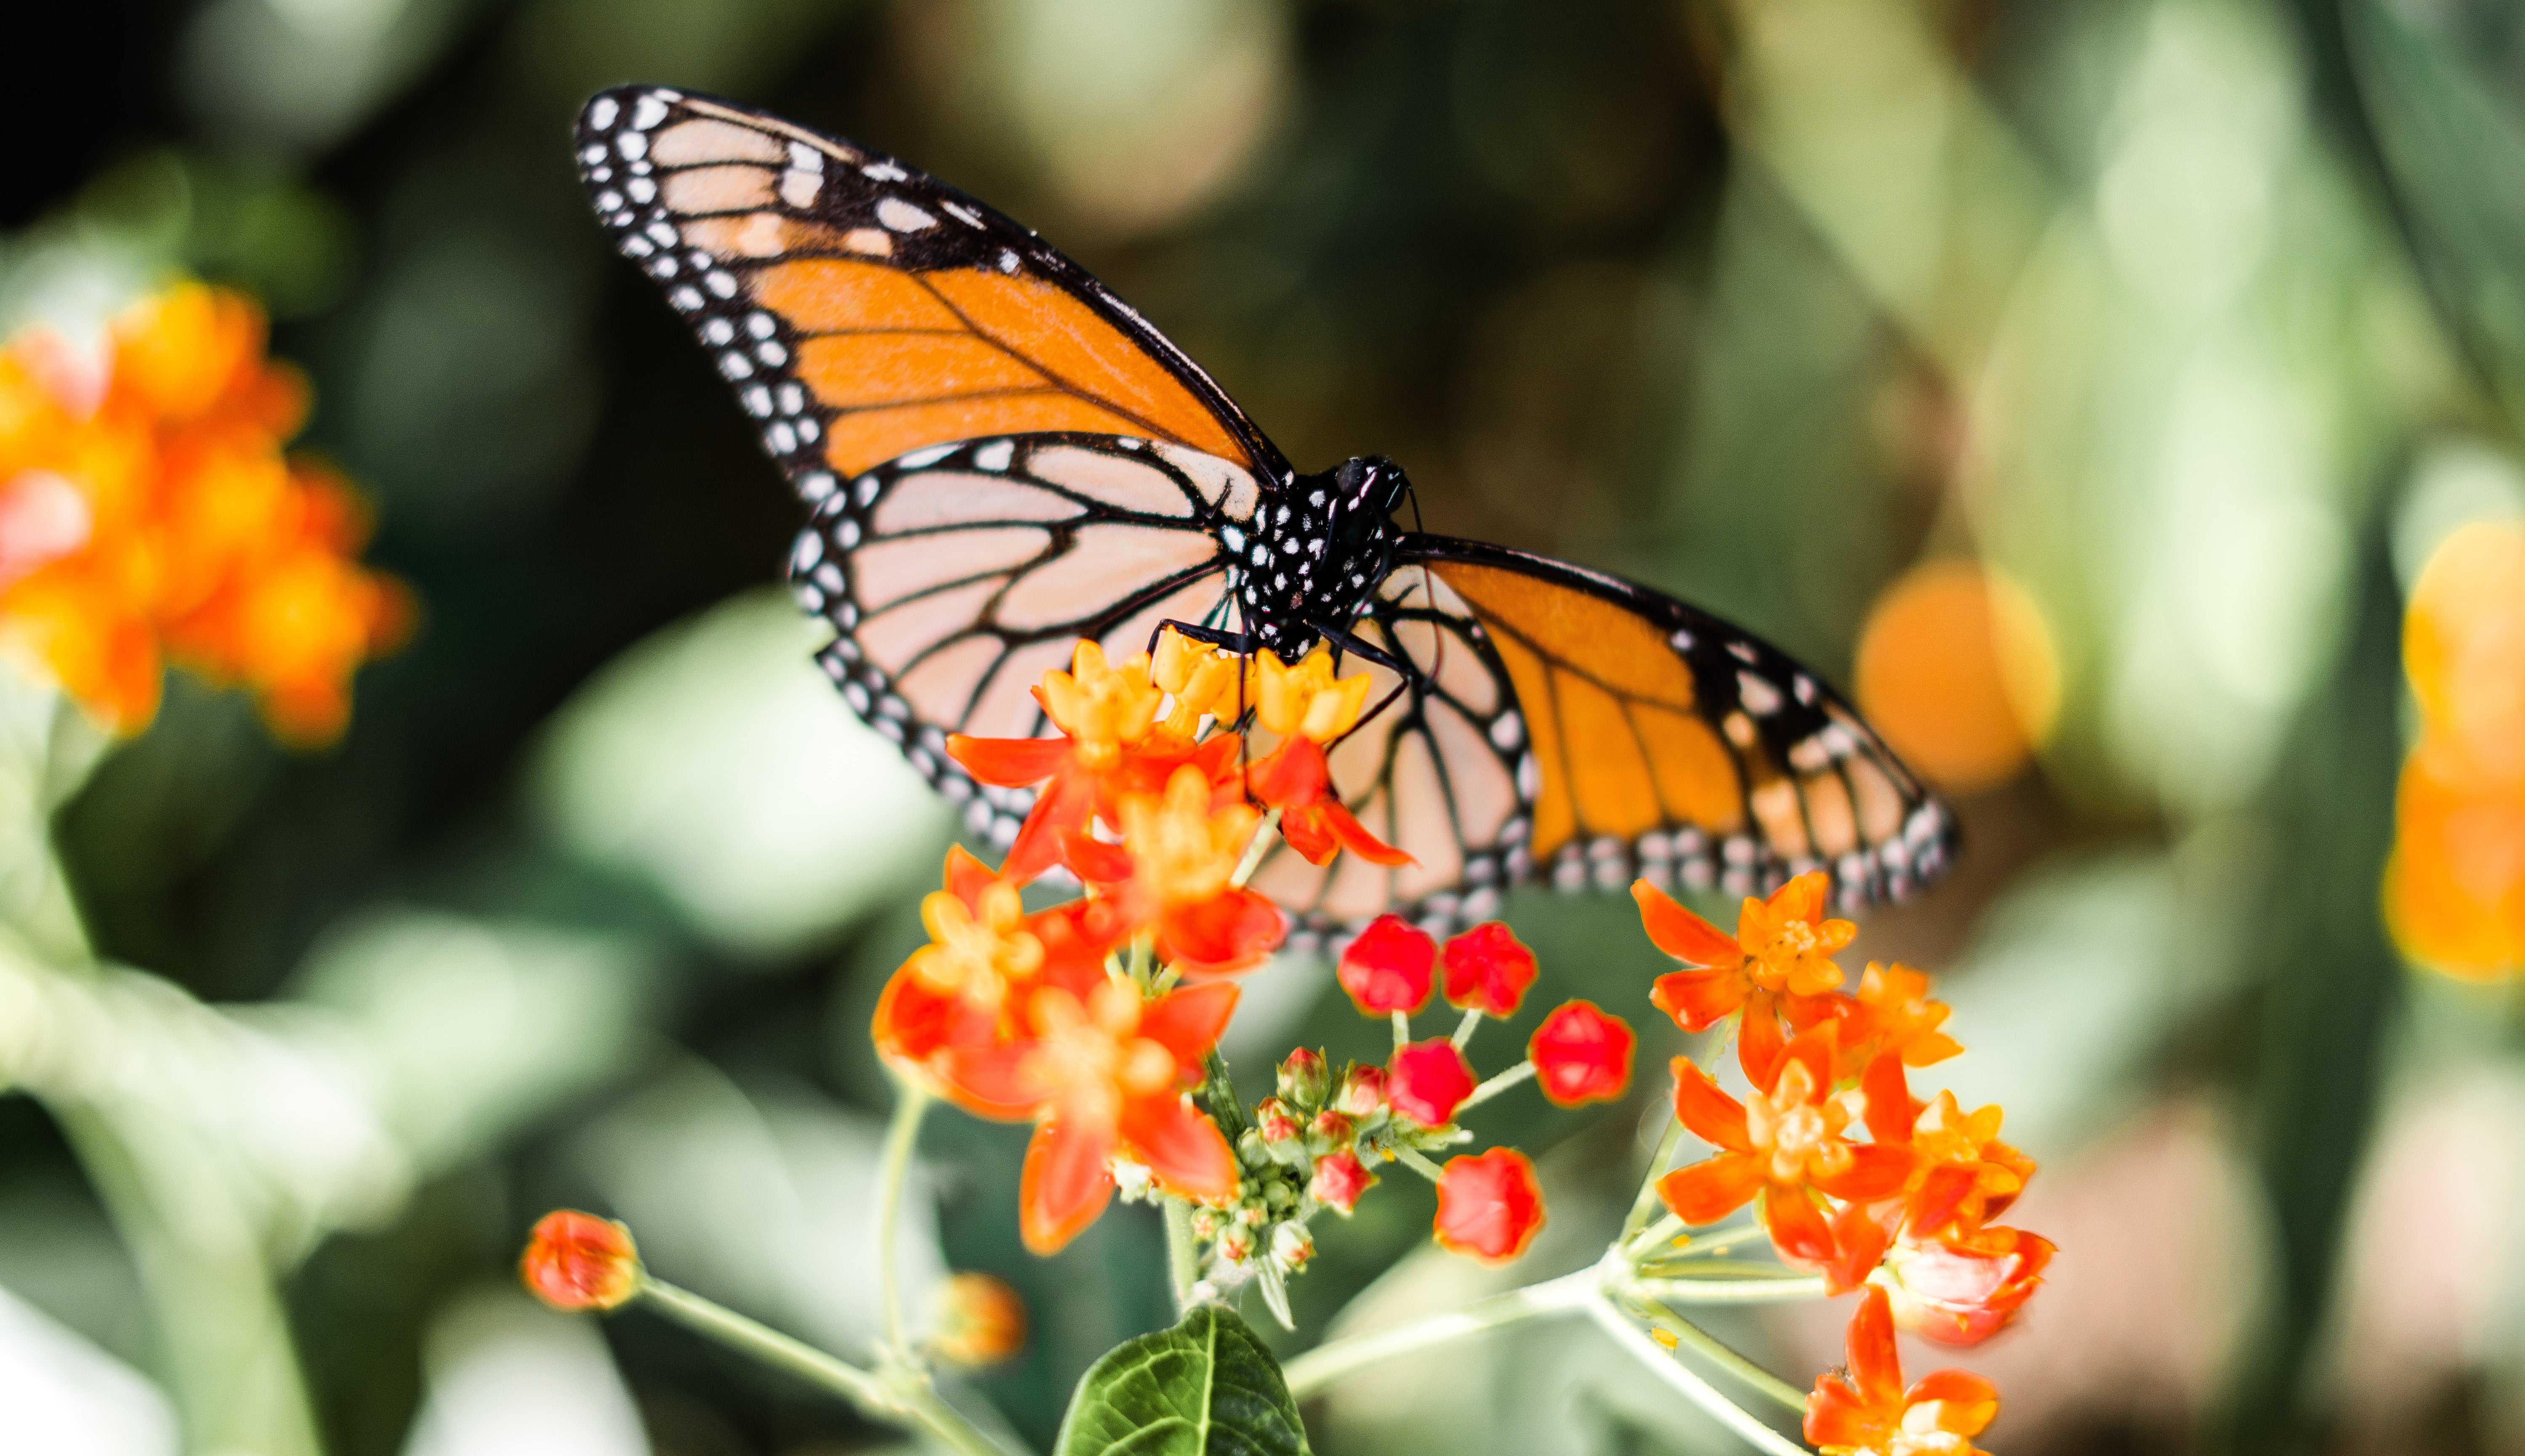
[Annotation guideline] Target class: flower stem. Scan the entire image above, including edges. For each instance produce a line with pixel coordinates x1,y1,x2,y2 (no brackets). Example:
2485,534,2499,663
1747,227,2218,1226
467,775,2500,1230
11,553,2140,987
1231,809,1282,888
1392,1009,1412,1049
875,1081,931,1366
1450,1007,1483,1048
1624,1212,1687,1261
638,1278,1011,1456
1585,1297,1810,1456
1637,1221,1773,1267
1391,1146,1446,1182
1456,1060,1535,1112
1280,1267,1599,1399
1621,1112,1686,1241
1626,1274,1826,1305
1163,1198,1201,1311
1628,1295,1812,1415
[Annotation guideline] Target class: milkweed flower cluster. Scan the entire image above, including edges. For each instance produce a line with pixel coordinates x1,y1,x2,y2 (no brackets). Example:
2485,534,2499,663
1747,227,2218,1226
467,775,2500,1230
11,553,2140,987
1634,874,2044,1448
2385,520,2525,976
890,631,1627,1288
0,282,410,741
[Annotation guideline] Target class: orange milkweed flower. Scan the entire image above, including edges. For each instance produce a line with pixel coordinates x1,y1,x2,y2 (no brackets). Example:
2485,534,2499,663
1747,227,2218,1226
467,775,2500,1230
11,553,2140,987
1636,873,1852,1084
949,638,1232,888
1658,1026,1912,1266
520,1209,642,1312
1242,642,1410,867
1876,1224,2054,1348
0,282,409,741
1433,1146,1546,1262
986,977,1242,1254
872,847,1116,1108
1804,1286,1998,1456
1091,763,1285,976
1843,962,1961,1068
1858,1055,2034,1243
931,1272,1028,1366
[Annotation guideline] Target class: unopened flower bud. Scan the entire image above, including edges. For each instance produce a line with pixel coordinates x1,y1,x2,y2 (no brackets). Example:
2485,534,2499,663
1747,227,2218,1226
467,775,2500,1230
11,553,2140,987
1218,1227,1255,1264
1271,1221,1315,1272
1310,1150,1375,1214
1528,1000,1636,1106
521,1209,641,1311
1191,1209,1220,1239
1387,1039,1477,1127
1238,1202,1267,1227
1277,1047,1330,1106
1337,914,1437,1016
1337,1065,1389,1118
1434,1148,1546,1263
932,1272,1027,1366
1308,1109,1355,1150
1442,922,1539,1018
1257,1097,1303,1144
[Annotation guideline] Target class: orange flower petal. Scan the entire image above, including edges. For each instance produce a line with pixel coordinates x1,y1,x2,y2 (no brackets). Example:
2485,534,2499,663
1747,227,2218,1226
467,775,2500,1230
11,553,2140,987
1118,1095,1237,1204
1658,1150,1763,1225
1632,879,1742,965
1018,1116,1117,1254
1670,1056,1752,1152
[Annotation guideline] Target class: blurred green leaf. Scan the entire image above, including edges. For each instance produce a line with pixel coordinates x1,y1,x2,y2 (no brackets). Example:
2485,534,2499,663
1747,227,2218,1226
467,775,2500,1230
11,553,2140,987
1055,1304,1309,1456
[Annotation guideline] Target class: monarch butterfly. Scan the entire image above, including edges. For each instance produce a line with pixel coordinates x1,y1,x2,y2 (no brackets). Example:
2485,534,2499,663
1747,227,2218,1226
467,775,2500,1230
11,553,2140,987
573,86,1956,944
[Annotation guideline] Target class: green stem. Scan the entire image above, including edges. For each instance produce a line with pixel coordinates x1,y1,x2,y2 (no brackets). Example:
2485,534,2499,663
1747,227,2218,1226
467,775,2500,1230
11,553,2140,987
1630,1296,1812,1414
1280,1267,1599,1398
875,1083,932,1365
1585,1297,1810,1456
1624,1212,1687,1261
1622,1113,1686,1240
1450,1007,1484,1049
1391,1146,1446,1182
1636,1221,1772,1268
1626,1275,1826,1305
640,1278,1011,1456
1230,809,1282,887
1392,1009,1412,1049
1456,1059,1535,1112
1163,1198,1202,1311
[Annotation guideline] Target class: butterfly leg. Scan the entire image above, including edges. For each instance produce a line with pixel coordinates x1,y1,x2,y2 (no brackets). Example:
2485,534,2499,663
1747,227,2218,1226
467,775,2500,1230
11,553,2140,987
1147,619,1259,657
1308,616,1427,742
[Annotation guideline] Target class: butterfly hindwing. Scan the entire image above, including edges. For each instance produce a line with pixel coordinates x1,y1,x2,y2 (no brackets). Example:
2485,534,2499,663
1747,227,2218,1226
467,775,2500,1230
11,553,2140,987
1397,536,1956,915
790,431,1255,853
573,85,1289,504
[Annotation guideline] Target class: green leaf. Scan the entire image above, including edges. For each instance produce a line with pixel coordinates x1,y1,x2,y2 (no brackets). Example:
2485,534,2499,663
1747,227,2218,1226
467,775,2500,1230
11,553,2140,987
1054,1304,1311,1456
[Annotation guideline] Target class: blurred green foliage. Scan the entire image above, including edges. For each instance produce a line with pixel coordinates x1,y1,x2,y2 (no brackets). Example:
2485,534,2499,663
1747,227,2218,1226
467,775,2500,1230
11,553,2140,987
9,1,2525,1454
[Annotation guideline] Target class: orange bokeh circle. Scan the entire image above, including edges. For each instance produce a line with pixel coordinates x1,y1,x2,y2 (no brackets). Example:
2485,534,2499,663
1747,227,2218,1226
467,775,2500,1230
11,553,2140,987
1855,561,2060,795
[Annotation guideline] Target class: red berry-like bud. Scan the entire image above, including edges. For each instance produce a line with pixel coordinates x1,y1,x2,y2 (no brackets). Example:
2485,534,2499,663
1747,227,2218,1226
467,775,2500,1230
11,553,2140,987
1337,914,1436,1016
520,1210,641,1311
1309,1109,1355,1149
932,1272,1027,1366
1434,1148,1546,1262
1442,922,1538,1018
1277,1046,1330,1105
1387,1039,1477,1127
1528,1000,1636,1106
1310,1150,1376,1213
1257,1097,1303,1143
1336,1064,1389,1117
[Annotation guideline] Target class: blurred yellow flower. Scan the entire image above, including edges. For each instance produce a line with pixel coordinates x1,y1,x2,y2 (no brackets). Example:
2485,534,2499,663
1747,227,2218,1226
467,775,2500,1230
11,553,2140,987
2385,521,2525,978
0,281,410,742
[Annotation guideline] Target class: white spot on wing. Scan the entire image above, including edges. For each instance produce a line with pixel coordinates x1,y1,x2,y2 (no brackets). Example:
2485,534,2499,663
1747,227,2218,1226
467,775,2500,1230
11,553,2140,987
877,198,937,232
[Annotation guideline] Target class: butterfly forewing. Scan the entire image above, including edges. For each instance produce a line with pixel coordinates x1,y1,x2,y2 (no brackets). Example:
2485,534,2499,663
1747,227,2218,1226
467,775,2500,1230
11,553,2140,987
791,433,1251,851
573,85,1289,503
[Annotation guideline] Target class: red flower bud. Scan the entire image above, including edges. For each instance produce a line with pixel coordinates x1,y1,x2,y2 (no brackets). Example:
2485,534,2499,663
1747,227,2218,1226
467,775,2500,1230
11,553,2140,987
932,1272,1027,1366
1442,922,1538,1018
520,1209,641,1312
1310,1150,1375,1213
1387,1039,1477,1126
1337,914,1436,1016
1277,1046,1330,1105
1257,1097,1303,1143
1309,1109,1356,1148
1528,1000,1635,1106
1336,1064,1389,1117
1433,1148,1546,1262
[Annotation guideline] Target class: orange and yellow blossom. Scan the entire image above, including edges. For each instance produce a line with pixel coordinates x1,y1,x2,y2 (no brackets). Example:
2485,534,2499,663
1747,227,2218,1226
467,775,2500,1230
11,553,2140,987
1805,1286,1998,1456
0,282,408,740
1658,1025,1911,1267
1242,642,1410,867
950,976,1241,1254
871,847,1115,1106
1638,873,1852,1083
1089,763,1285,975
947,635,1235,883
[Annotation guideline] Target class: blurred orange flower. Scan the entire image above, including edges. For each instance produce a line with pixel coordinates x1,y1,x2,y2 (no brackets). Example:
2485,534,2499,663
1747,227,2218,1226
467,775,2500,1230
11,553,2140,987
1853,560,2058,794
0,282,410,741
2386,521,2525,977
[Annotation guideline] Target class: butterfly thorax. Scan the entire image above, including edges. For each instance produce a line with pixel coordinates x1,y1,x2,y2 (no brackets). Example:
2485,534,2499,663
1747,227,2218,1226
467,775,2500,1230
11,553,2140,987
1235,456,1411,657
